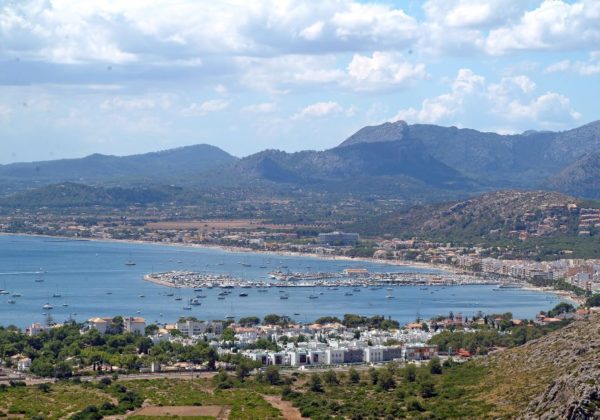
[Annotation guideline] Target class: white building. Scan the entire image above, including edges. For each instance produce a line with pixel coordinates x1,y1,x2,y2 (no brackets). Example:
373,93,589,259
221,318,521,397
124,317,146,335
364,346,385,363
176,319,224,336
326,348,345,365
86,317,112,335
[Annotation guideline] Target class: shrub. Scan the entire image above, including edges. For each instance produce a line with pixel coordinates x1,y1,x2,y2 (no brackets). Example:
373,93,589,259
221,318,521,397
404,364,417,382
308,375,323,392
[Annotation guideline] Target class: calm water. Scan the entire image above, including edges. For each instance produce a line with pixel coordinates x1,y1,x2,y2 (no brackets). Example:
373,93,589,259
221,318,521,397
0,235,564,328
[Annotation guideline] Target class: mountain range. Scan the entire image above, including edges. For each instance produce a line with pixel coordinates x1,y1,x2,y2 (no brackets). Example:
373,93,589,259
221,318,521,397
1,119,600,202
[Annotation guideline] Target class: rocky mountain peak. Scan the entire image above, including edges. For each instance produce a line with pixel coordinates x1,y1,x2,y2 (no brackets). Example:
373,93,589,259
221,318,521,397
337,120,408,148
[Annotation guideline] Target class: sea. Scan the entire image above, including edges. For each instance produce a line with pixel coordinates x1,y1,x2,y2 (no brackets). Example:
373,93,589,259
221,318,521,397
0,234,565,328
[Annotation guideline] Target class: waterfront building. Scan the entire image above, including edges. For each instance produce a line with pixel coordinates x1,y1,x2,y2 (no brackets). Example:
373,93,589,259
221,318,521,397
124,317,146,335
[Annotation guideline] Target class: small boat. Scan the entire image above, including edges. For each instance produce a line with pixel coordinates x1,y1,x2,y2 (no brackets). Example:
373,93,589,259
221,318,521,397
42,303,53,310
344,292,353,296
166,292,174,297
385,294,394,299
182,305,192,310
125,261,136,266
218,296,225,300
190,298,202,306
53,292,61,298
194,288,203,292
106,291,113,295
62,303,69,307
294,312,300,316
280,294,289,300
12,292,21,297
175,296,182,301
138,294,145,298
239,293,249,297
309,294,318,299
353,288,361,292
7,299,16,304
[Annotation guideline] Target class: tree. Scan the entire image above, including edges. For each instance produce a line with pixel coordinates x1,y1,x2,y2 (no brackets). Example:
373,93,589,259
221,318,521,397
585,294,600,308
239,316,260,327
221,327,235,342
54,361,73,379
263,314,282,325
368,367,379,385
308,374,323,392
264,365,281,385
348,367,360,384
419,378,437,398
429,356,443,374
144,324,159,336
404,364,417,382
323,369,339,386
377,369,396,391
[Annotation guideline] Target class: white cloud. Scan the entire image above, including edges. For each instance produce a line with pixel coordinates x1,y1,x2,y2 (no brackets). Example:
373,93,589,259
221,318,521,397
346,52,427,91
299,21,324,40
545,52,600,75
293,101,342,119
243,102,277,113
181,99,229,116
331,3,417,45
100,94,174,111
393,69,579,129
486,1,600,55
0,103,11,120
394,69,484,123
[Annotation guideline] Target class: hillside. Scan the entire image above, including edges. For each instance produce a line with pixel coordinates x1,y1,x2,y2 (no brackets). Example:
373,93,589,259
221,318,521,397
225,139,472,189
476,312,600,418
0,182,180,208
0,144,236,188
548,151,600,199
360,190,579,240
2,120,600,206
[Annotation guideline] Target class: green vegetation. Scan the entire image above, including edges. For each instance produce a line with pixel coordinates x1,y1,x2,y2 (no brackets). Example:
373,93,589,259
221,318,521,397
0,320,217,378
429,309,572,355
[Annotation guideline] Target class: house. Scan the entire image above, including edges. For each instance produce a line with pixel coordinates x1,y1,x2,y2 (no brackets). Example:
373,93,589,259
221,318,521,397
26,323,46,336
17,357,32,372
176,319,224,336
86,317,112,334
124,317,146,335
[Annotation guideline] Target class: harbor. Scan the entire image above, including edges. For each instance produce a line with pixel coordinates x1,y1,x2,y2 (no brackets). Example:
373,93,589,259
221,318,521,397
0,234,564,328
143,269,503,289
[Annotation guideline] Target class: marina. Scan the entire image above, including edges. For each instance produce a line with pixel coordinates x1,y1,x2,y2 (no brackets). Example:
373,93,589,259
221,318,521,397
143,270,498,288
0,234,566,328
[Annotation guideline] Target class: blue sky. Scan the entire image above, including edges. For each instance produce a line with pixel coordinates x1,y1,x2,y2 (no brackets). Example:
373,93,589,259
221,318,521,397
0,0,599,163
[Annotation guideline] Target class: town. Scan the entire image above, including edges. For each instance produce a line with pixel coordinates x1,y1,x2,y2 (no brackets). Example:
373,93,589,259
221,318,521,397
3,299,596,383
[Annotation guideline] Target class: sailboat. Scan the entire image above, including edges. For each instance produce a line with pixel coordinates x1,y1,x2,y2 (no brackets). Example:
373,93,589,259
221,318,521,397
125,253,136,266
182,299,192,310
0,281,9,295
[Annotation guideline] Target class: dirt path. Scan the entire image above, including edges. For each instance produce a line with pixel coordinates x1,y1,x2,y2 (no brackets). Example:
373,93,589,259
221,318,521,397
262,395,305,420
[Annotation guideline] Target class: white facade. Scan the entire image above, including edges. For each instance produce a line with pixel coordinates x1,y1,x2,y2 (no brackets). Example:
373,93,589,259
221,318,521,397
364,346,384,363
124,317,146,335
326,348,345,364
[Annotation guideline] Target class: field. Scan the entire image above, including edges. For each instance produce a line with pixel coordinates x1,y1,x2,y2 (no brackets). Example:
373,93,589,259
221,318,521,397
0,382,115,419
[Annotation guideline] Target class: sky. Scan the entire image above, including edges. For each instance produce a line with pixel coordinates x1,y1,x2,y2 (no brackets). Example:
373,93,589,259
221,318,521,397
0,0,599,163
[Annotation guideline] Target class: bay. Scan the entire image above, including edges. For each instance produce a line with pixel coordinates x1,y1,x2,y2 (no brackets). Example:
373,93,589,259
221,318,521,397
0,234,564,328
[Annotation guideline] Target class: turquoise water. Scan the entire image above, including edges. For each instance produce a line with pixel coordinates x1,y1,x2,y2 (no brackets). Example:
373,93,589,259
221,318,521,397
0,235,563,328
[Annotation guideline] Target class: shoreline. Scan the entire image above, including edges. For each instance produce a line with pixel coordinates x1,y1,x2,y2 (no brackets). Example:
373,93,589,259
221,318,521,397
0,231,450,273
0,231,585,305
